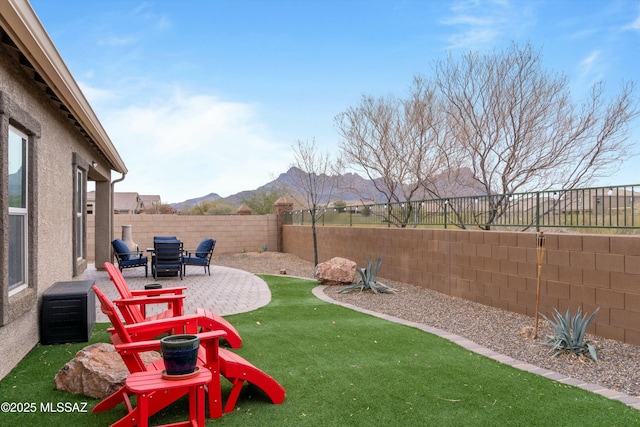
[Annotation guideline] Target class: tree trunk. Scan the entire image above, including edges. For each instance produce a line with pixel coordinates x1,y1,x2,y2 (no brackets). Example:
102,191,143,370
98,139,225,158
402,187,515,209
311,214,319,266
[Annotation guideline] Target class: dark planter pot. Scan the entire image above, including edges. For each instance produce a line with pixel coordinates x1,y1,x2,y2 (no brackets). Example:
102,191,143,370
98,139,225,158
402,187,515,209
160,334,200,375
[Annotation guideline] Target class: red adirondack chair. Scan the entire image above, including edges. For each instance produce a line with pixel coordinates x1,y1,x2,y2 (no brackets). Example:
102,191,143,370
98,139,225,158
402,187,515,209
92,285,225,426
104,261,242,348
93,286,286,423
104,261,186,322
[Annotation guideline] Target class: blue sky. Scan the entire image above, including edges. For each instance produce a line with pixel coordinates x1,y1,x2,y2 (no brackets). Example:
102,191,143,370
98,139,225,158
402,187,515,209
30,0,640,203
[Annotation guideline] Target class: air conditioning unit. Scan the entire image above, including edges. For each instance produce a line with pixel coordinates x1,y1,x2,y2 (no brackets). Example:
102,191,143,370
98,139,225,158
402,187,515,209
40,280,96,345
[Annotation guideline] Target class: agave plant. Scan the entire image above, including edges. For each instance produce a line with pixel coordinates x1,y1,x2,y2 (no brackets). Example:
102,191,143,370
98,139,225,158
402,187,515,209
338,255,396,294
538,306,599,362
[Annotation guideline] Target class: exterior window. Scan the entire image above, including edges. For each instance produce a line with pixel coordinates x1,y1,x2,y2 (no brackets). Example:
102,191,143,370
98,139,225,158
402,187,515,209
76,169,84,260
8,126,28,294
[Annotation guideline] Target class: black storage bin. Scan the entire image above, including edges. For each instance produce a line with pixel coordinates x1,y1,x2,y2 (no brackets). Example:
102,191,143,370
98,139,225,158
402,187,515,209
40,280,96,345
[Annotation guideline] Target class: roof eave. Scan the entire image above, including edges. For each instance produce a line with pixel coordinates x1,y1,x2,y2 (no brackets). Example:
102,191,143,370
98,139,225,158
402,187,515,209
0,0,127,174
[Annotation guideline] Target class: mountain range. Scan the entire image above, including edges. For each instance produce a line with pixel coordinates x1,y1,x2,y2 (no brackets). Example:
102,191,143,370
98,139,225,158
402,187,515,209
171,167,483,210
170,167,380,210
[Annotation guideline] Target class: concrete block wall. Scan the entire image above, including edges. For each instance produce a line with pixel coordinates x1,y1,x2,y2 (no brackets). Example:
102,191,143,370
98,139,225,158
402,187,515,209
283,225,640,345
87,214,277,262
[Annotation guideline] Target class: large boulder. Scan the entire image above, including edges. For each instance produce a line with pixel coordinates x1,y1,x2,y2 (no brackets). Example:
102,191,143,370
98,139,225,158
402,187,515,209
315,257,357,286
54,342,161,399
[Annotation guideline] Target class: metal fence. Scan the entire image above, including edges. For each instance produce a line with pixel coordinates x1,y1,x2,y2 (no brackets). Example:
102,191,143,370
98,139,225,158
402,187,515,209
284,184,640,232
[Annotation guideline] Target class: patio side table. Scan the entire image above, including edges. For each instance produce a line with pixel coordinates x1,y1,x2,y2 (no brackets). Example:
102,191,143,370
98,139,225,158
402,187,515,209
124,368,212,427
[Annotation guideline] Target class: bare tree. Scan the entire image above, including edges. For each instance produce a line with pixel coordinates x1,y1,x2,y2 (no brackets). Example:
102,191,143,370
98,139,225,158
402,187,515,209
334,76,448,227
433,42,639,228
289,138,335,266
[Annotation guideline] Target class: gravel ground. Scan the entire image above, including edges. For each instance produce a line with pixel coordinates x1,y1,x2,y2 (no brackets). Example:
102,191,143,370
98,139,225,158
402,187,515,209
213,251,640,398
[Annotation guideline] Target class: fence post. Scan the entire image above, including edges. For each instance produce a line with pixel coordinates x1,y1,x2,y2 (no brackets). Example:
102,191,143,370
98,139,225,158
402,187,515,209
444,200,448,229
274,197,293,252
536,192,540,232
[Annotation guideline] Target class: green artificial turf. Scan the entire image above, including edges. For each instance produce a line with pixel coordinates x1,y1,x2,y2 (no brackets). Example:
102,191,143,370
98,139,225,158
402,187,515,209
1,275,638,426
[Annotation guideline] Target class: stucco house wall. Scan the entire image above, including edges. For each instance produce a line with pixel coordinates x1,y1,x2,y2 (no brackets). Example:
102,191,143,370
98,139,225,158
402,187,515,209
0,1,126,380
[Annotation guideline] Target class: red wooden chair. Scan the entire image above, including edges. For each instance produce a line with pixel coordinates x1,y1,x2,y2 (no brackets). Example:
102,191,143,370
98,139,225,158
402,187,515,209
105,262,242,348
93,286,286,423
92,286,224,426
104,261,186,322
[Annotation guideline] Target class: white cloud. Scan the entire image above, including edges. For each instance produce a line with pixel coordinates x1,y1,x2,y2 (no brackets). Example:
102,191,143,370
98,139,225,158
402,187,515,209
100,90,293,202
78,81,117,104
99,36,138,47
627,14,640,31
154,15,172,31
581,50,600,69
577,50,605,86
440,0,533,50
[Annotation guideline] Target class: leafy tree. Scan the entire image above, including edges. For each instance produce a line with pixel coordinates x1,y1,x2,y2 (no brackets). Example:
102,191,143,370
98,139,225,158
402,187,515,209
181,200,235,215
142,203,174,214
241,188,286,215
333,200,347,213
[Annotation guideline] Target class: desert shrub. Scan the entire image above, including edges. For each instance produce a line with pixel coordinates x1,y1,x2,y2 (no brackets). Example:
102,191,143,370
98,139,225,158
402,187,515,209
539,306,599,362
339,255,396,294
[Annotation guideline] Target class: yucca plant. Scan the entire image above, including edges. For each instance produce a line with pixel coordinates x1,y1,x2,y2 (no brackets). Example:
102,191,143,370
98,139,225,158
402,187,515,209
538,306,599,362
338,255,396,294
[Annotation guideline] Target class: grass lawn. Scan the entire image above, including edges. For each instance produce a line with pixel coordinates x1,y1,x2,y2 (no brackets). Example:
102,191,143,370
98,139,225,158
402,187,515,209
1,275,638,426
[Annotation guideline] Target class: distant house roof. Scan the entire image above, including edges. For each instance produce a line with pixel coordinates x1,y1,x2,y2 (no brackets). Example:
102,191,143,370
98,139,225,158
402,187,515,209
140,195,161,206
113,192,143,213
0,0,126,174
88,191,148,213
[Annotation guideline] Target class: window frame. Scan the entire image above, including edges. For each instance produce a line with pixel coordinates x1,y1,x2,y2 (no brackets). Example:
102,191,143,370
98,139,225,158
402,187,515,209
71,153,89,276
1,90,40,326
8,125,28,296
76,168,84,261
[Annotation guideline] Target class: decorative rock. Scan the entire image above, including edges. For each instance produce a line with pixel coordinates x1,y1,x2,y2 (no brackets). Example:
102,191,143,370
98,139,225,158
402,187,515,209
54,342,161,399
315,257,357,286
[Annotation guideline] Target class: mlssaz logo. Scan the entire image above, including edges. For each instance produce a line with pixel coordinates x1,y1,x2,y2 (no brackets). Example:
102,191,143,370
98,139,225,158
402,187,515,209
40,402,88,413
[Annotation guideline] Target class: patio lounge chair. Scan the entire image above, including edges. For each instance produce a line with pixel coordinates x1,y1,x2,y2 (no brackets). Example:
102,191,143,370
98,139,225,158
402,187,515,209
152,239,183,279
111,238,148,277
104,261,242,348
93,286,286,422
183,238,216,276
154,236,178,240
104,261,186,322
